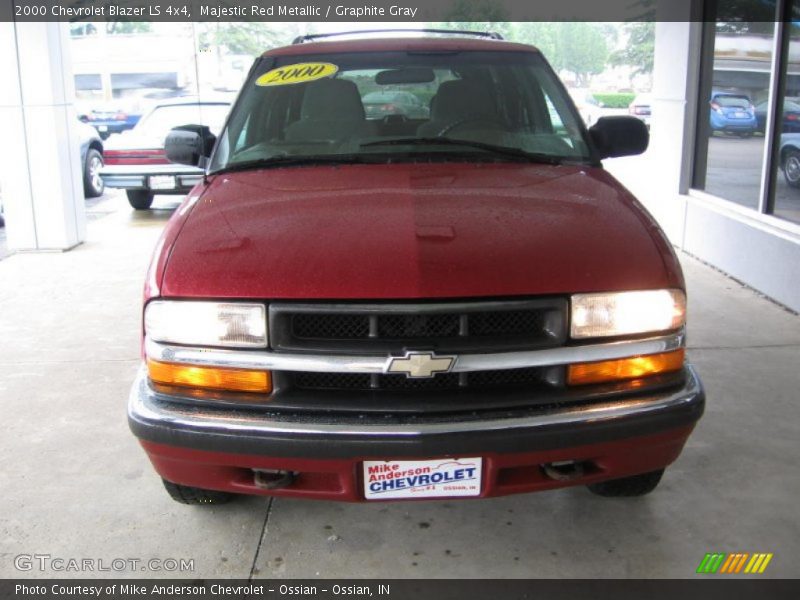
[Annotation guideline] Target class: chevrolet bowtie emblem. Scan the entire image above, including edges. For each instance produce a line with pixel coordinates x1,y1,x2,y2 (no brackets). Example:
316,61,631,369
386,351,457,379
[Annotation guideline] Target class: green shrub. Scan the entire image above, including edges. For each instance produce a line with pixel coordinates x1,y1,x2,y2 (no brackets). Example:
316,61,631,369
591,93,637,109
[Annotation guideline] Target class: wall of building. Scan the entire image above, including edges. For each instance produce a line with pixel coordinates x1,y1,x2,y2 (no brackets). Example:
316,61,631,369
643,1,800,312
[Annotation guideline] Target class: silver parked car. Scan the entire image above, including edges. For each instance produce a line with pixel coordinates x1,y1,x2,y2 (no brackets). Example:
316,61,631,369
100,97,232,210
779,133,800,187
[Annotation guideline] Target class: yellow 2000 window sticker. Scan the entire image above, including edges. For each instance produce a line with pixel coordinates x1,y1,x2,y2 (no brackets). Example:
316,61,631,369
255,62,339,86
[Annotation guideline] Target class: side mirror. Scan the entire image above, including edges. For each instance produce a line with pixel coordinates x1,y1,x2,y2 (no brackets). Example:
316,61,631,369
589,116,649,159
164,124,216,167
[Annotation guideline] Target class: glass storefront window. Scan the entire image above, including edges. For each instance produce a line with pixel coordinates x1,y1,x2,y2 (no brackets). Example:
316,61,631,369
695,0,800,226
770,13,800,225
693,11,776,211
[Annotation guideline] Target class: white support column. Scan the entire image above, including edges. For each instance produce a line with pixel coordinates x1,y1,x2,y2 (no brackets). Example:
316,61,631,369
0,18,86,252
642,3,703,243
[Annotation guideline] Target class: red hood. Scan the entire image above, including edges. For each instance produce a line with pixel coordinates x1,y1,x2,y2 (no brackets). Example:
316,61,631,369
160,162,682,300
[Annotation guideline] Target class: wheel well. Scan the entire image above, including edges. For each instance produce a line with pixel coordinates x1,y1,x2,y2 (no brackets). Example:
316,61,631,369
88,140,103,155
780,145,800,166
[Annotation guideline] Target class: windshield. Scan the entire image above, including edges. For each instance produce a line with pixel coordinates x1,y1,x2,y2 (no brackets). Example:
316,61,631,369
136,103,231,140
210,50,592,172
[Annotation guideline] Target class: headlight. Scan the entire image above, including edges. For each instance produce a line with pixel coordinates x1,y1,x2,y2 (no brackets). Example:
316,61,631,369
570,290,686,339
145,300,267,348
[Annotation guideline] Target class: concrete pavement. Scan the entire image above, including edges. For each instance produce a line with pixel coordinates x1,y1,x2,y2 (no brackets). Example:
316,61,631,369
0,191,798,579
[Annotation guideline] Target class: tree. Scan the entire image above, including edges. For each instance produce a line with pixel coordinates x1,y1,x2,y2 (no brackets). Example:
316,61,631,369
512,22,559,61
430,0,513,39
610,22,655,77
198,23,283,57
552,23,609,87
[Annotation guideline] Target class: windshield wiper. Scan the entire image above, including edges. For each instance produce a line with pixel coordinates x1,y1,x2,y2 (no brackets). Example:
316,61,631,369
360,137,571,165
210,154,374,175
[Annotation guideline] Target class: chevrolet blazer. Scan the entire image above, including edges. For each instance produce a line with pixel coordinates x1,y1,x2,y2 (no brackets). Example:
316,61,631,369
128,31,704,505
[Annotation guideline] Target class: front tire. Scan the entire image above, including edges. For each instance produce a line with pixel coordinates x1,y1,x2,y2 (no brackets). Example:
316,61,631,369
162,480,235,505
83,148,104,198
783,149,800,188
127,190,154,210
587,469,665,497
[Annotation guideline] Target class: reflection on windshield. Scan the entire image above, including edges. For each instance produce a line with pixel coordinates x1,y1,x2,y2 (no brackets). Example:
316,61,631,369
210,51,591,172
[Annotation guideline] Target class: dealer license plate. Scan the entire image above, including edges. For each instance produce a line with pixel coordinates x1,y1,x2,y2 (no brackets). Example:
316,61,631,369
149,175,176,190
363,457,482,500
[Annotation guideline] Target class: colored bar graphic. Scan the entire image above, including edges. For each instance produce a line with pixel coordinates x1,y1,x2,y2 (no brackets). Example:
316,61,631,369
719,554,736,573
758,554,773,573
734,553,749,573
697,553,726,574
697,552,772,574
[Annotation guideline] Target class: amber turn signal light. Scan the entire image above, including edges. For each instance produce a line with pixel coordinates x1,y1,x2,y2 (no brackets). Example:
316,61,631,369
567,349,685,386
146,359,272,393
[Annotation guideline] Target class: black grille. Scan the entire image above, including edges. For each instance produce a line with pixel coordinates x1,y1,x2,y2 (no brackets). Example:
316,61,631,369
469,310,544,336
378,314,461,338
291,372,373,390
271,299,567,353
292,367,550,393
292,313,369,339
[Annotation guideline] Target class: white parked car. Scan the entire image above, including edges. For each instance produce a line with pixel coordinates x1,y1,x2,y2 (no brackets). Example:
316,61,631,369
628,94,652,129
100,96,232,210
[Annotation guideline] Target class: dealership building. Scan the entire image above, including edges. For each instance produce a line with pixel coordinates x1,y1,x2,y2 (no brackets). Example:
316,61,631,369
1,0,799,312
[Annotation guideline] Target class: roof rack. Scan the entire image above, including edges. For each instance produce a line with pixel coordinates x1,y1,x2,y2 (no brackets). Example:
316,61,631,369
291,29,504,45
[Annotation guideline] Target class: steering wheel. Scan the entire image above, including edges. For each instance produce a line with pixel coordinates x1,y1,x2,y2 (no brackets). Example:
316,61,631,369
436,115,504,137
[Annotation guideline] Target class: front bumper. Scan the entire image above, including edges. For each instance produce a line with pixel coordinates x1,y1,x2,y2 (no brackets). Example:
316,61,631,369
129,366,704,501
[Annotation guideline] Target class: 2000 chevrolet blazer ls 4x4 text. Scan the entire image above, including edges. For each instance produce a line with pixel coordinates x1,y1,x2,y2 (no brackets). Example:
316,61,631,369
128,32,705,505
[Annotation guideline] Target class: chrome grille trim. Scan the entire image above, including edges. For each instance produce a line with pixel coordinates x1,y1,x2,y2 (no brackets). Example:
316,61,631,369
145,331,685,374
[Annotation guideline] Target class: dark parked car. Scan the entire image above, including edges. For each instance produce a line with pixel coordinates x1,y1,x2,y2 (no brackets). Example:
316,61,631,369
76,119,105,198
363,91,429,120
710,91,757,136
754,98,800,133
129,32,704,506
100,97,231,210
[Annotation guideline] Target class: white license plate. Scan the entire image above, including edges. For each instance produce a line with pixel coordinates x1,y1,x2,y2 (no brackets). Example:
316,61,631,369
734,111,747,118
149,175,176,190
97,125,108,132
363,457,482,500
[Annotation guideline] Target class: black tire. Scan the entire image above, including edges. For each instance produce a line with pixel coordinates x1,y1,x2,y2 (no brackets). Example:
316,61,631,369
783,149,800,188
587,469,665,497
162,480,235,505
127,190,154,210
83,148,104,198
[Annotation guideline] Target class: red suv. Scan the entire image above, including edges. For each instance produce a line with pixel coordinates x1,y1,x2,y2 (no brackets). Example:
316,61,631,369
129,32,704,505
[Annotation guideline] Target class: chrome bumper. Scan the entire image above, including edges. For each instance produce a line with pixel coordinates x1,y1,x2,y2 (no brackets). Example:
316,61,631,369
129,364,704,439
100,164,203,190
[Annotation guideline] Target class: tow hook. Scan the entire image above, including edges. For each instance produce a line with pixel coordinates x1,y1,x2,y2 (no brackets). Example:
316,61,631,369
253,469,296,490
541,460,587,482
